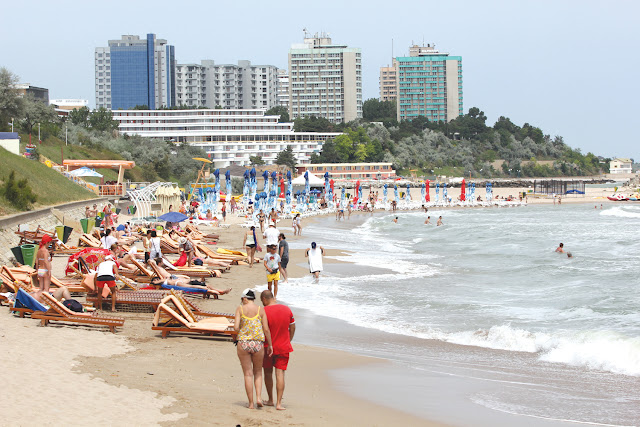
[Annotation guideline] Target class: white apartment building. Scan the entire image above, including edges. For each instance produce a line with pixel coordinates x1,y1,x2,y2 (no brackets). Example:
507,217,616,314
288,32,362,123
112,109,341,168
609,158,633,174
176,60,278,110
276,69,289,108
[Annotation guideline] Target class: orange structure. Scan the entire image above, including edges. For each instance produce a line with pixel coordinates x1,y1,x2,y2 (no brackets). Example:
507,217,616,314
63,160,135,196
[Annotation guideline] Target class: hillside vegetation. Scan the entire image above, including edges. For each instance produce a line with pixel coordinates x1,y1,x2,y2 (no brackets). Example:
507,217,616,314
0,147,95,215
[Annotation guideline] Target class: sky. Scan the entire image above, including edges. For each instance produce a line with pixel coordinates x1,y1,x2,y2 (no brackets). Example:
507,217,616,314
2,0,638,160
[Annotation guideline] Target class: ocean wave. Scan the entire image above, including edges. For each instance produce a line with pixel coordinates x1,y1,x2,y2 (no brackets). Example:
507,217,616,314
600,207,640,219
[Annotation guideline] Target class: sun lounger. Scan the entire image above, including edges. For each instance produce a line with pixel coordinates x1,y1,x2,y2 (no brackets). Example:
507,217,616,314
78,233,101,248
14,226,56,246
10,288,47,317
119,258,154,282
151,293,235,339
32,293,125,333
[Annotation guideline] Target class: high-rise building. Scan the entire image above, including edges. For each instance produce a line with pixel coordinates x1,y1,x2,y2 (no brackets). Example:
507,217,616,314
379,64,397,102
288,32,362,123
395,44,462,122
175,60,278,110
276,69,289,108
95,34,176,110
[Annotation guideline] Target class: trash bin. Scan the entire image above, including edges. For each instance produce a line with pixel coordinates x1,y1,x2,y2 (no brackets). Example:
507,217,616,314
20,244,37,268
55,225,65,241
80,218,89,233
115,208,121,215
10,246,24,265
87,218,96,233
95,216,102,229
62,226,73,244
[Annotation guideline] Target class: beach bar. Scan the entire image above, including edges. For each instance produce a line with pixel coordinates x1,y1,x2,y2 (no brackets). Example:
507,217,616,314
63,160,135,197
534,179,585,196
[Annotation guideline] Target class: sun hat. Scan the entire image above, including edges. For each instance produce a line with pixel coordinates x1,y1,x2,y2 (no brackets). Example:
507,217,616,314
179,237,187,245
242,288,256,300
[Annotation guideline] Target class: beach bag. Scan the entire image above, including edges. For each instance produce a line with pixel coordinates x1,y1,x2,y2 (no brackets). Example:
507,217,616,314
174,252,187,267
63,299,84,312
256,243,263,252
194,258,204,266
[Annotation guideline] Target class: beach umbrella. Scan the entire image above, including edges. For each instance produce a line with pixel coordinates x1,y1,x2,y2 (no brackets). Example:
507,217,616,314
471,182,476,201
436,183,440,203
262,170,269,193
460,179,466,201
421,182,425,201
394,184,399,202
279,178,285,198
425,180,430,202
443,183,448,202
341,187,346,203
324,172,330,197
250,168,257,199
304,171,310,197
243,170,249,208
286,170,293,213
68,166,103,178
225,170,232,201
358,184,363,202
354,180,360,205
65,248,112,275
383,183,388,204
158,211,188,223
406,183,411,201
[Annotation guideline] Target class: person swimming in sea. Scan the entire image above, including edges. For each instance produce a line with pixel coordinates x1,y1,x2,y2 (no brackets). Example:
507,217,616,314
436,216,443,226
555,243,564,253
424,216,431,225
393,217,398,223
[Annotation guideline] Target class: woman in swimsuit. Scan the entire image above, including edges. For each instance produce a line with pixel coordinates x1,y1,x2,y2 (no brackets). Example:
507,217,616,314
257,210,266,233
242,226,259,268
35,234,53,292
234,288,272,409
148,259,231,294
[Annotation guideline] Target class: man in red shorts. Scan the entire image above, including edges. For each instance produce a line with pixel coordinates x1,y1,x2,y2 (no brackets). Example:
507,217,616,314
260,289,295,410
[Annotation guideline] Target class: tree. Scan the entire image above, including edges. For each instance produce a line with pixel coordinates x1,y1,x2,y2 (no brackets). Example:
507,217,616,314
265,106,290,123
19,95,59,136
68,106,90,126
89,107,118,132
363,98,396,122
293,116,334,132
275,145,297,170
250,155,265,166
0,67,23,132
1,171,37,210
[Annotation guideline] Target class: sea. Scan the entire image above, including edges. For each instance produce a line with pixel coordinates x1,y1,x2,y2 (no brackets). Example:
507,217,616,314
268,203,640,426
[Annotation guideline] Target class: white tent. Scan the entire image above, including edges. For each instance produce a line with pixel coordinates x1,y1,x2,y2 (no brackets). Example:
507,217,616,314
68,166,103,178
291,172,325,186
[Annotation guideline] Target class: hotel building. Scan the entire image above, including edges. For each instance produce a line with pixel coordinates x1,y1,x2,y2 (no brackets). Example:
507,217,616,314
288,32,362,123
296,162,396,180
276,69,290,108
112,109,341,168
379,64,397,102
95,34,176,110
176,60,278,110
395,44,462,122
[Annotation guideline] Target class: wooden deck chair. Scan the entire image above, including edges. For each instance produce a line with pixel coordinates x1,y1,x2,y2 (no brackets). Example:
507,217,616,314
78,234,101,248
9,285,47,317
127,258,155,279
151,294,235,339
32,292,125,333
86,289,167,311
174,291,234,319
160,258,217,278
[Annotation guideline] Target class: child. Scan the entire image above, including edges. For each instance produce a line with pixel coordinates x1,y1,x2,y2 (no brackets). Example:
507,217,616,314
263,244,282,298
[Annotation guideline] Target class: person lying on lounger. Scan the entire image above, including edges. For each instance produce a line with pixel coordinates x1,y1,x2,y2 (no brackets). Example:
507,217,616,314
149,276,231,295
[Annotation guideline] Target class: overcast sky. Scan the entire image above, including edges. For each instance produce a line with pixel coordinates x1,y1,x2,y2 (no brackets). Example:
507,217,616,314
2,0,638,160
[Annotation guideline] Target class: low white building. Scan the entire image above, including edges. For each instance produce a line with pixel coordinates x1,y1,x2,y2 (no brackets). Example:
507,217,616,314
112,109,340,168
0,132,20,155
610,158,632,174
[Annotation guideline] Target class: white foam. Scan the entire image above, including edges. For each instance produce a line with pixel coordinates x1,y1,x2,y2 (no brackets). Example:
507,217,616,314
600,206,640,219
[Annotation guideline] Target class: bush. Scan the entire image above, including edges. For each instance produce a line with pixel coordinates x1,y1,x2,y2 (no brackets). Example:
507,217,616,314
2,171,37,209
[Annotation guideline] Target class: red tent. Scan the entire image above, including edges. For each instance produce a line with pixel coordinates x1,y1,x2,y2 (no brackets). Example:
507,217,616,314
460,179,466,201
425,180,430,202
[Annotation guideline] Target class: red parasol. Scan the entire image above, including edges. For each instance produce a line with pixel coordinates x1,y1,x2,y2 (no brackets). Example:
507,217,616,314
65,248,113,275
279,178,285,198
460,179,466,201
354,180,360,205
425,180,430,202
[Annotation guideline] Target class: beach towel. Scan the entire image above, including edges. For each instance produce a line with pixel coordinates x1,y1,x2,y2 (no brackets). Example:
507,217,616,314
174,252,187,267
161,284,207,295
308,248,323,273
15,289,47,312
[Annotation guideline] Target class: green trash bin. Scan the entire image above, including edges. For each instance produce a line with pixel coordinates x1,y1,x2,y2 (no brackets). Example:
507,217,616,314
80,218,89,234
87,218,96,233
10,246,24,265
55,225,65,241
99,212,105,219
21,244,37,268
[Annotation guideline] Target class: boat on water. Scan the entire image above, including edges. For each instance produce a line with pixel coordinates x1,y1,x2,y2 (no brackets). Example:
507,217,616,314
607,194,629,201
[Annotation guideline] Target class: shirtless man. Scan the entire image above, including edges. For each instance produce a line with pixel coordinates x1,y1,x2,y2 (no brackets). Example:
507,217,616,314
424,216,431,225
269,208,278,225
436,216,443,226
555,243,565,253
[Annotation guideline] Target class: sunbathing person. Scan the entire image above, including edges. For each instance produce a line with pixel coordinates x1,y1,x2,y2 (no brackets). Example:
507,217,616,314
149,276,231,295
30,286,71,306
111,243,139,270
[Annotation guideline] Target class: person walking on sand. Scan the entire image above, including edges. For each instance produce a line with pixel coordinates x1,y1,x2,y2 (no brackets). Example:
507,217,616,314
261,290,295,411
243,226,260,268
278,233,289,284
234,289,273,410
437,216,443,226
305,242,324,283
35,234,53,292
294,213,302,236
264,245,282,298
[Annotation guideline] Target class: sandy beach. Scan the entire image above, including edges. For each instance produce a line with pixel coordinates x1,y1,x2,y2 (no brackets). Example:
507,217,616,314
0,207,444,427
1,182,625,426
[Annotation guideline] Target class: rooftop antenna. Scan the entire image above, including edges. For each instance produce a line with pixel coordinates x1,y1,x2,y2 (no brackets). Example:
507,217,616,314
391,38,394,61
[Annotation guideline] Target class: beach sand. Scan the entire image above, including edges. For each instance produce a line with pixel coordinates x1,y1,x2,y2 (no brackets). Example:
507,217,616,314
1,210,443,427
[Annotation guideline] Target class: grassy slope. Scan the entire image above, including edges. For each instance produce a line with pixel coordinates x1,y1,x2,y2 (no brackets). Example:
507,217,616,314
0,147,96,215
19,134,145,183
